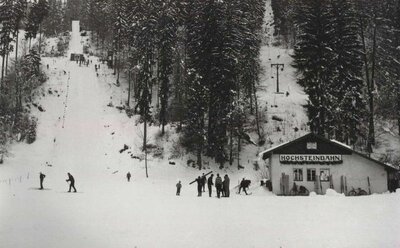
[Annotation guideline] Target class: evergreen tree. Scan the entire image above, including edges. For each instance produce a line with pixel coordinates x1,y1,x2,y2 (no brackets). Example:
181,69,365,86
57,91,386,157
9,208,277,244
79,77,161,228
157,0,177,135
292,0,335,136
43,0,64,36
330,0,366,144
0,0,15,87
379,0,400,134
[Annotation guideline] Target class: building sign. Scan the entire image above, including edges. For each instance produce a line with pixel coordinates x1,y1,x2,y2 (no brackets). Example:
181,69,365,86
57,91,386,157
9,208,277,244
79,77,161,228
279,154,342,164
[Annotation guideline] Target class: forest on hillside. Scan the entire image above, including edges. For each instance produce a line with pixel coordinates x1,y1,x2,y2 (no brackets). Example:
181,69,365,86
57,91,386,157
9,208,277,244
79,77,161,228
271,0,400,154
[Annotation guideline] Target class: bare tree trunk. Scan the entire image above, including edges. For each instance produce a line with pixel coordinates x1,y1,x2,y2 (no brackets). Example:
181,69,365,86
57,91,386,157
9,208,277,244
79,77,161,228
5,52,9,76
1,52,5,88
249,87,253,114
197,145,202,170
253,81,261,139
229,127,233,165
197,113,204,170
237,135,241,170
116,38,120,85
15,31,19,63
143,112,148,178
127,69,131,107
398,83,400,135
38,24,42,56
359,15,375,153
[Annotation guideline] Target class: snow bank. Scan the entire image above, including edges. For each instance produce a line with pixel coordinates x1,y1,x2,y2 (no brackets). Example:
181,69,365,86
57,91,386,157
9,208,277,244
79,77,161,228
325,188,345,197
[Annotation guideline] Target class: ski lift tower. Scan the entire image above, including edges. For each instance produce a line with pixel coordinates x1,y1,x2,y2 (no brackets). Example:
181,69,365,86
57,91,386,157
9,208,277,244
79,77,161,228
271,63,284,94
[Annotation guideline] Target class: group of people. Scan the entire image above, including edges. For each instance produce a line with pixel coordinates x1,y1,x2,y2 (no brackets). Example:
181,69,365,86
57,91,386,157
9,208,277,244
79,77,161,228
38,172,77,193
186,173,231,198
176,173,252,197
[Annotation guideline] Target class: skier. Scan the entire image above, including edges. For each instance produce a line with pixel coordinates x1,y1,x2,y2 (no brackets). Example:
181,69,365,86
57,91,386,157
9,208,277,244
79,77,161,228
95,64,98,72
238,178,251,195
176,181,182,196
126,172,131,182
195,176,202,197
223,174,230,197
207,174,214,197
201,173,206,192
39,172,46,190
215,174,223,198
66,173,77,193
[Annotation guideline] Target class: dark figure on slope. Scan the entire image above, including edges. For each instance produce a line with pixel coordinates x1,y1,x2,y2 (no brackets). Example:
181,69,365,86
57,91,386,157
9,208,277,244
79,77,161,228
195,176,202,196
201,173,206,192
239,178,251,195
127,172,131,182
176,181,182,196
207,174,214,197
39,172,46,190
66,173,77,192
215,174,223,198
223,174,230,197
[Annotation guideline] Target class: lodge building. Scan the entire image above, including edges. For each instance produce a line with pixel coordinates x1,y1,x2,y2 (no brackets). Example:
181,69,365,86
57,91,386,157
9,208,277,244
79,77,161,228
259,133,399,195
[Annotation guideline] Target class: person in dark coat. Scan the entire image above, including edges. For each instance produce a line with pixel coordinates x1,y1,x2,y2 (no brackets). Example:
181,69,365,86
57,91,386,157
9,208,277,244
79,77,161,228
39,172,46,190
126,172,131,182
239,178,251,195
195,176,202,196
201,173,206,192
223,174,230,197
176,181,182,196
221,181,225,197
207,174,214,197
215,174,223,198
66,173,77,192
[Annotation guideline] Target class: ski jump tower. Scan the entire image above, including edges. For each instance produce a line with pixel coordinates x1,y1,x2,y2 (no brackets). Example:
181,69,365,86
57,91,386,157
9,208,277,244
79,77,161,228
70,20,83,55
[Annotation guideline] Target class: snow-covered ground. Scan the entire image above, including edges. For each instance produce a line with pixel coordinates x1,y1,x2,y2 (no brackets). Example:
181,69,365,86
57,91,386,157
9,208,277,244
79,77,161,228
1,3,400,247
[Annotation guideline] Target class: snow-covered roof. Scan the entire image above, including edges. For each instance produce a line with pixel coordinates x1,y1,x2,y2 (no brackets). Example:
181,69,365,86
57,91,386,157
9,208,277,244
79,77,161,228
259,133,399,171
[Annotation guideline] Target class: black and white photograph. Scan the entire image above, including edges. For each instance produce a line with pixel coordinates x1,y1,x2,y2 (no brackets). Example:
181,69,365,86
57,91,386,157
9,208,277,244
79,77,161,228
0,0,399,247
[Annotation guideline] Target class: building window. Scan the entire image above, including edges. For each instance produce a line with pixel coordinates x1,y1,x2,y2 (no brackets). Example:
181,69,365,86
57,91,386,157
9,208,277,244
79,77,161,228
320,169,330,182
306,142,317,150
293,169,303,181
307,169,316,181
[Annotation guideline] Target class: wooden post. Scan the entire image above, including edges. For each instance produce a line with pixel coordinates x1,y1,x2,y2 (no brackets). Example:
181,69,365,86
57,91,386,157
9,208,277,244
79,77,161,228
340,176,344,193
344,177,348,195
367,177,371,195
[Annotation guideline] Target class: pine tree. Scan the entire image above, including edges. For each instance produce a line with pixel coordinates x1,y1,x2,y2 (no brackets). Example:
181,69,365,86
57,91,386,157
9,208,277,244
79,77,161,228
379,0,400,134
157,0,177,136
0,0,15,87
292,0,335,136
330,0,366,144
43,0,64,36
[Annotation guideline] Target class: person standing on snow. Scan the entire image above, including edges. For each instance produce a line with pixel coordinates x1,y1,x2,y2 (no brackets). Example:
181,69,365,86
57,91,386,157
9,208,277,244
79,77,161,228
39,172,46,190
126,172,131,182
176,181,182,196
207,174,214,197
223,174,230,197
215,174,223,198
66,173,77,193
195,176,202,197
201,173,206,192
